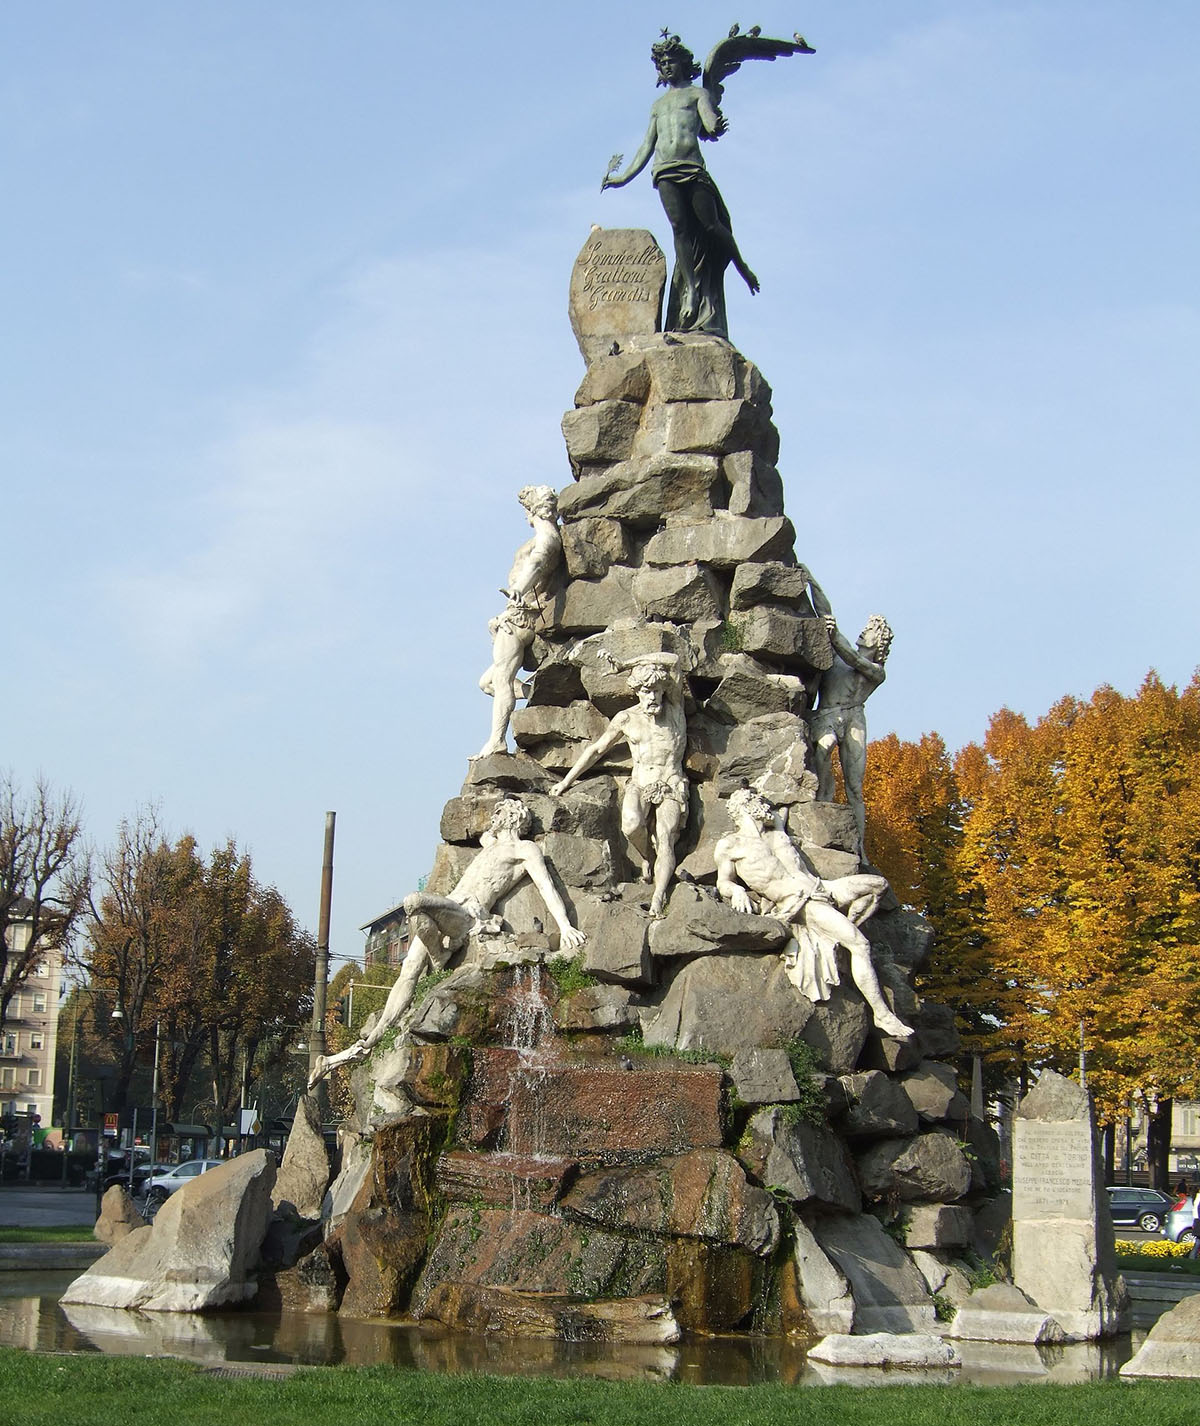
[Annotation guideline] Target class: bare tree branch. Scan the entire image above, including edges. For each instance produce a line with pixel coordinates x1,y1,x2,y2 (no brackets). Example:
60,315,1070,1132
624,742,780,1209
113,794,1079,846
0,774,90,1027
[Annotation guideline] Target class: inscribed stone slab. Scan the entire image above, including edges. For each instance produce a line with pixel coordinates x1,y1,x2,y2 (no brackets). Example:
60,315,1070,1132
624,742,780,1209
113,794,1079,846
1012,1119,1093,1220
569,229,666,365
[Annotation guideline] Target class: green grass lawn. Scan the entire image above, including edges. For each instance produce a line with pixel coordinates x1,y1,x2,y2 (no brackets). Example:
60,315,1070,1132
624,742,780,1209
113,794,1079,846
2,1350,1199,1426
0,1224,96,1244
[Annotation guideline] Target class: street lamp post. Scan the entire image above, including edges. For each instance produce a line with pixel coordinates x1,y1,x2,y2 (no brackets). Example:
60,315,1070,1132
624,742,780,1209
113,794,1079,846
343,979,389,1033
149,1020,161,1167
60,1000,81,1188
110,1008,140,1194
56,981,102,1192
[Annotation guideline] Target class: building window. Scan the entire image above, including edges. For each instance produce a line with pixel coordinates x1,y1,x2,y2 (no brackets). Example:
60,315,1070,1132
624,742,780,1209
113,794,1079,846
30,1032,44,1051
31,992,47,1014
1,1033,15,1056
35,962,50,978
0,1068,13,1090
27,1069,42,1088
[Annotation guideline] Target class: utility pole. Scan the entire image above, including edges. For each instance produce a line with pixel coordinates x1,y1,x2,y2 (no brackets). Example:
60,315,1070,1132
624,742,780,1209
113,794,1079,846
149,1020,161,1166
61,1003,81,1187
970,1053,985,1121
308,812,336,1108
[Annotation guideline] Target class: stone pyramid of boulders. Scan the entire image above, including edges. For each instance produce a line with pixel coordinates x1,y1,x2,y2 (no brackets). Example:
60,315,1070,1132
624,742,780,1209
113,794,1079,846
283,231,1005,1343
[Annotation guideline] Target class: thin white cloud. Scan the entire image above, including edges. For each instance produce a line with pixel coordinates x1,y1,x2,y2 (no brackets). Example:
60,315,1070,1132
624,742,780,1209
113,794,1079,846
101,232,579,670
107,416,401,665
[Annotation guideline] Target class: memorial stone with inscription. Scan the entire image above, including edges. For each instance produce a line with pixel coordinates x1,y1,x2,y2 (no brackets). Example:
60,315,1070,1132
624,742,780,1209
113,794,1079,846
569,228,666,363
1012,1069,1129,1340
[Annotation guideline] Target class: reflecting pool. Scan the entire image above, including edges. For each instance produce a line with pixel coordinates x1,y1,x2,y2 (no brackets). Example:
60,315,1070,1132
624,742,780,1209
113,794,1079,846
0,1272,1142,1388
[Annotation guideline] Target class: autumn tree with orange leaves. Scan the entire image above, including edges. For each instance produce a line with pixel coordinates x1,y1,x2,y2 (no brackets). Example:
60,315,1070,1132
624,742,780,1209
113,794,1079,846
863,733,1011,1084
866,672,1200,1187
85,811,313,1123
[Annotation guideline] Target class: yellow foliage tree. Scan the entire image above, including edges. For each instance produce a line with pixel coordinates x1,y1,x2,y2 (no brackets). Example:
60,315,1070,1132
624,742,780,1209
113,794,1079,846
865,673,1200,1157
958,673,1200,1174
864,732,1014,1085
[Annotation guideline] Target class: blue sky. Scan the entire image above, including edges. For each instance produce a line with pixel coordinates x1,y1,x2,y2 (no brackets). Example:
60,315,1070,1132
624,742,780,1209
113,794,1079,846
5,2,1197,969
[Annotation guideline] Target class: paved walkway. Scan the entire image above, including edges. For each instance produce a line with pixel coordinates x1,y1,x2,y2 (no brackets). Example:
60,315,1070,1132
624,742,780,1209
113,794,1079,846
0,1186,96,1229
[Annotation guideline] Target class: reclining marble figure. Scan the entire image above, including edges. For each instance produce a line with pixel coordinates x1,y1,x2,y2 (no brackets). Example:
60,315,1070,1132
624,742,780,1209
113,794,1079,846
714,787,912,1039
551,652,688,918
308,797,585,1088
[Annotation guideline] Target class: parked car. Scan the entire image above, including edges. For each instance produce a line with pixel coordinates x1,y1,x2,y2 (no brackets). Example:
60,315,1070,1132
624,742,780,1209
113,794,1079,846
1105,1185,1173,1232
88,1147,154,1195
141,1158,224,1209
1165,1193,1199,1245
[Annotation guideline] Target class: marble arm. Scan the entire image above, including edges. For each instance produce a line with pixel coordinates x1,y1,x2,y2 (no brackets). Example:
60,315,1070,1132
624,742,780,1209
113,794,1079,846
610,651,682,673
507,526,561,602
714,844,754,914
550,717,627,795
520,847,587,948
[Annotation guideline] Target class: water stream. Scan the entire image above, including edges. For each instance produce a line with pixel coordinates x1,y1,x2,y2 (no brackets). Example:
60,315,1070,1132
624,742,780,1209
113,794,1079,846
502,964,553,1057
500,964,556,1161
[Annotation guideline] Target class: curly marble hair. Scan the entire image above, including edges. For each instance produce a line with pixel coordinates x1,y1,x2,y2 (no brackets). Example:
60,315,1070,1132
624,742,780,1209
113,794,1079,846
517,485,557,520
626,660,671,692
727,787,773,825
488,798,533,837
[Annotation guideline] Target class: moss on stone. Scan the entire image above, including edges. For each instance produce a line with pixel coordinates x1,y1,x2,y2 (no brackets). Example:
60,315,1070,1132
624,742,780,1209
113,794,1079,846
545,955,598,995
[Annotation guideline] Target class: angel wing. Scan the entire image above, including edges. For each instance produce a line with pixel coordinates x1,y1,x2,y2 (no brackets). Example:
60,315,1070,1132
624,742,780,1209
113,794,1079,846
701,30,815,111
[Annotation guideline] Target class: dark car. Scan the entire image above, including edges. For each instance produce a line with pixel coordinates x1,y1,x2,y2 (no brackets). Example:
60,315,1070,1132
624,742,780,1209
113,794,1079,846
1106,1185,1172,1232
87,1147,155,1196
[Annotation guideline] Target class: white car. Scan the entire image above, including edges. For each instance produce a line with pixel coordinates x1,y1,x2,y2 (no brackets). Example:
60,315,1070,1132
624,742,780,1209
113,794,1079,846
1165,1192,1199,1246
142,1158,223,1208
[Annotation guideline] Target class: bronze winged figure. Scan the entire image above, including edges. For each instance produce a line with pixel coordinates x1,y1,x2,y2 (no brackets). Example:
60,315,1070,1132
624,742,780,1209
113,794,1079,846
602,28,815,339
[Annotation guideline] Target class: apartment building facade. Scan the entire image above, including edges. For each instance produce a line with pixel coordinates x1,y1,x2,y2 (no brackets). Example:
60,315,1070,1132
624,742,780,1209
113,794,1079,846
0,919,61,1131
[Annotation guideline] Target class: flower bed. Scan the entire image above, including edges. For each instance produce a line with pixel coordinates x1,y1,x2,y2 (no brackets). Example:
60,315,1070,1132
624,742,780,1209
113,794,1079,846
1114,1237,1192,1259
1113,1237,1200,1275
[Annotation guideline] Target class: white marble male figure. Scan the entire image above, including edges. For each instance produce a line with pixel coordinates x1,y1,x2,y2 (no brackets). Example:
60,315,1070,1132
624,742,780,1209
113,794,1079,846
308,797,585,1088
475,485,563,759
714,787,912,1039
476,594,538,759
551,652,687,918
805,569,893,858
505,484,562,600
